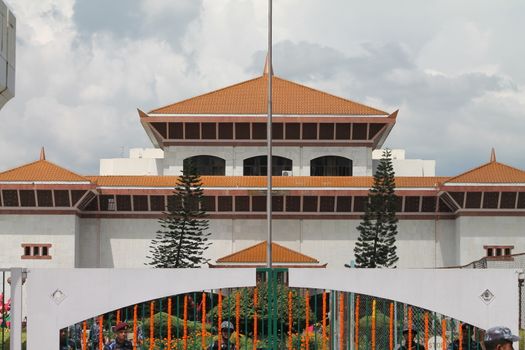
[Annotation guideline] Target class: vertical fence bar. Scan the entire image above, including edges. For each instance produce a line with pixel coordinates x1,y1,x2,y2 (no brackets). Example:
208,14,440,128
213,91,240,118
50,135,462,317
322,292,327,350
424,312,429,350
244,290,248,350
371,299,376,350
389,303,394,350
339,293,344,350
116,309,121,325
236,291,241,350
355,296,360,350
82,321,87,350
441,319,447,350
218,291,223,350
177,295,180,341
168,297,172,350
305,290,310,350
149,301,155,350
1,271,5,350
194,292,198,350
202,293,206,350
160,298,163,346
133,305,138,350
184,295,188,350
288,291,293,350
253,288,257,350
99,315,104,350
408,306,413,350
459,322,463,350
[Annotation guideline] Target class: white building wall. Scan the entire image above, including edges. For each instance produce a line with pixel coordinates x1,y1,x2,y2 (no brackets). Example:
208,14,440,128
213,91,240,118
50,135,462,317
456,216,525,265
0,214,77,268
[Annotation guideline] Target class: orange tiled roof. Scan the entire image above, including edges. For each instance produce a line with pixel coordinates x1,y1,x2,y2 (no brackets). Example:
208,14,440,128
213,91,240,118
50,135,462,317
445,161,525,184
217,241,319,263
149,75,388,115
0,160,91,182
87,176,448,188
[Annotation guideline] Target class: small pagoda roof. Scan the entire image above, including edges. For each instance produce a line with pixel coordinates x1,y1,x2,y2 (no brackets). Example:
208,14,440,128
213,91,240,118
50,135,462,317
149,74,388,116
216,241,319,264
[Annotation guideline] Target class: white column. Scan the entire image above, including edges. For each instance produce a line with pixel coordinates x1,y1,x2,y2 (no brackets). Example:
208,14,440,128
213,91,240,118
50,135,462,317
9,268,23,350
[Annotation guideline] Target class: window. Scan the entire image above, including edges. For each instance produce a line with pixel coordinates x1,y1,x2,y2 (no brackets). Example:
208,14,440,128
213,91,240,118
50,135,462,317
183,155,226,175
310,156,352,176
484,245,513,260
21,243,52,260
243,155,292,176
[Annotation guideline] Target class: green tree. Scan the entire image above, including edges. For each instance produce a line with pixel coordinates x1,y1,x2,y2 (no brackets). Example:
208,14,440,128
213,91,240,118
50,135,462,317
147,165,211,268
353,149,399,268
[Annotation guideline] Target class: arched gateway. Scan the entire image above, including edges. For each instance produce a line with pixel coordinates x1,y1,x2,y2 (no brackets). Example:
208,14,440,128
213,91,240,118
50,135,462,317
21,268,520,349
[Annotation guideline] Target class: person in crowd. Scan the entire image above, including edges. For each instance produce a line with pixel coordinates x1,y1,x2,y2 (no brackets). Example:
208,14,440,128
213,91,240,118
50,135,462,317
399,328,425,350
483,326,520,350
59,328,77,350
448,323,480,350
208,320,236,350
104,322,133,350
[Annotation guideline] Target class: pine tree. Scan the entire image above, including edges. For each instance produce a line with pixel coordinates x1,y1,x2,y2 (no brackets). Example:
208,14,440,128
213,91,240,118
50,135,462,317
147,165,211,268
353,149,399,268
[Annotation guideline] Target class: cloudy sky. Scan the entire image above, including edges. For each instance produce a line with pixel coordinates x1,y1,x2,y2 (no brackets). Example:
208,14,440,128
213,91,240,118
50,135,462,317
1,0,524,176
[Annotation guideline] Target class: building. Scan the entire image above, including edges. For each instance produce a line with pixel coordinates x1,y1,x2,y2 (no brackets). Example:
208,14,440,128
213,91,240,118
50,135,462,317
1,61,524,269
0,0,16,109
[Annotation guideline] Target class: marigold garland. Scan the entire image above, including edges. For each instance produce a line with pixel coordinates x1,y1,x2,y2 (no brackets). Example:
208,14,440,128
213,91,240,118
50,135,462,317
288,291,293,350
389,303,394,350
253,288,258,350
183,295,188,350
82,321,87,350
372,299,376,350
218,291,223,350
459,322,463,350
424,312,429,350
236,292,241,350
150,301,155,350
167,298,172,350
339,293,344,350
133,304,138,350
441,319,447,350
322,291,327,350
408,306,413,350
116,310,121,325
99,315,104,350
355,295,360,350
305,290,310,350
202,293,206,350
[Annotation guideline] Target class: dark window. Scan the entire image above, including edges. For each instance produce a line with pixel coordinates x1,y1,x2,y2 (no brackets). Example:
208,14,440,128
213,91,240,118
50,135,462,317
482,192,499,209
302,123,317,140
24,246,30,256
465,192,482,209
421,197,436,212
504,248,511,256
243,155,292,176
2,190,18,207
202,196,216,212
320,196,335,212
449,192,465,207
335,123,351,140
42,246,49,256
404,196,420,212
500,192,517,209
303,196,318,212
117,195,131,211
353,196,367,212
218,196,233,211
36,190,53,207
352,123,367,139
168,122,183,139
252,123,266,140
517,193,525,209
272,123,283,140
235,196,250,212
368,123,384,139
185,123,200,139
285,123,300,139
319,123,334,140
439,198,454,212
84,196,98,211
54,190,70,207
310,156,352,176
133,196,148,211
336,196,352,212
487,248,494,257
218,123,233,139
33,246,40,256
183,155,226,175
272,196,284,212
201,123,216,139
285,196,300,212
167,196,182,211
395,196,403,212
252,196,266,212
151,122,167,138
20,190,36,207
150,196,166,211
235,123,250,139
99,195,115,211
71,190,85,206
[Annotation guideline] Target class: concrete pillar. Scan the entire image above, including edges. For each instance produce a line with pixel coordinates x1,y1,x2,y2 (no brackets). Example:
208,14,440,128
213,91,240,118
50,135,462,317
9,268,23,350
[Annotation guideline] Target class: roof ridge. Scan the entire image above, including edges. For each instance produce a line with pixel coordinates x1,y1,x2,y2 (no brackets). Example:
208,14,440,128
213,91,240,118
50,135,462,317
216,242,266,262
148,75,264,114
217,241,318,263
274,76,388,115
445,160,525,183
0,159,91,182
0,159,42,176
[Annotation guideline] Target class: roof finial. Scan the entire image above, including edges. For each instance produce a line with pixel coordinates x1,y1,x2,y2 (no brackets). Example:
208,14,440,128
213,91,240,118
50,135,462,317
40,147,46,161
490,147,496,162
263,53,273,75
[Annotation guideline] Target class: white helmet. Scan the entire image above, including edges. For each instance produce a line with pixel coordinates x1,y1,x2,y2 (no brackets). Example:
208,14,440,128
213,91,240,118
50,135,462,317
220,321,234,330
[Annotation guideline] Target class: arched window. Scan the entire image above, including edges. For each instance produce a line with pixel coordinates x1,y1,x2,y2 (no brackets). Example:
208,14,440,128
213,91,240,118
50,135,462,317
183,155,225,175
243,155,292,176
310,156,352,176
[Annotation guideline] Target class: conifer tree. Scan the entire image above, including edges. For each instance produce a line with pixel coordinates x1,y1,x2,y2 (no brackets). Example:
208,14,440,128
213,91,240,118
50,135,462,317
147,165,211,268
353,149,399,268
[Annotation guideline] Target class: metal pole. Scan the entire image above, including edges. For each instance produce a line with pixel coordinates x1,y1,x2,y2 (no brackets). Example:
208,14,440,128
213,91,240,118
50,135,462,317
266,0,273,269
9,268,23,350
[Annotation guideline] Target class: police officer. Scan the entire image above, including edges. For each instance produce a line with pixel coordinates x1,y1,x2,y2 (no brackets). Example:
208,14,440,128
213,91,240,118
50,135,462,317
104,322,133,350
209,321,236,350
448,324,479,350
483,326,520,350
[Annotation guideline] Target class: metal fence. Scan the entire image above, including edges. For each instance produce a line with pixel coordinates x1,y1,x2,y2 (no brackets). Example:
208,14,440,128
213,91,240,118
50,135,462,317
1,269,11,350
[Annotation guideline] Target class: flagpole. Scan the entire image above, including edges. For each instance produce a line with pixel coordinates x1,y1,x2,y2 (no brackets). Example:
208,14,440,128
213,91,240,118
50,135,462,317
266,0,273,269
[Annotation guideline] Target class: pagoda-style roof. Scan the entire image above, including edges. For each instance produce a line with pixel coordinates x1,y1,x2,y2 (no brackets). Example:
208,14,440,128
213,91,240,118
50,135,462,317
444,157,525,184
149,74,387,116
216,241,319,264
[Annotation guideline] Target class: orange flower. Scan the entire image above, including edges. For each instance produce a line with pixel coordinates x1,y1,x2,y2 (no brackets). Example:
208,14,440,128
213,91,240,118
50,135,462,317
183,295,188,350
150,302,155,350
288,291,293,350
167,298,172,350
236,292,241,350
305,290,310,350
218,291,223,350
202,293,207,350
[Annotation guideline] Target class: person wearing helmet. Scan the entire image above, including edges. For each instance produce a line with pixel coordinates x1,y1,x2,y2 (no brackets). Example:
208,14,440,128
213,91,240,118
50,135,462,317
448,324,480,350
483,326,520,350
209,320,236,350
